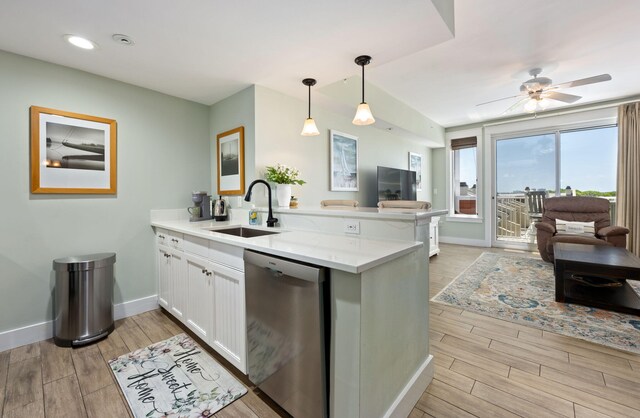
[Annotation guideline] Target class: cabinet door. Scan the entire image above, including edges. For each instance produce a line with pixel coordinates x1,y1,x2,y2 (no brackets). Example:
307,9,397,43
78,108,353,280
170,250,187,322
157,246,171,309
185,255,213,341
211,263,246,373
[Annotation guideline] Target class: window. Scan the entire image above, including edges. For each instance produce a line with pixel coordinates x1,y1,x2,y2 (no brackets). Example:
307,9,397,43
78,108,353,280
494,125,617,244
451,136,478,215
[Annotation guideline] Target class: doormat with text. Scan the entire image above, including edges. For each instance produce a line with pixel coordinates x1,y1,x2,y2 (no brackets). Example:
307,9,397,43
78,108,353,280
109,333,247,418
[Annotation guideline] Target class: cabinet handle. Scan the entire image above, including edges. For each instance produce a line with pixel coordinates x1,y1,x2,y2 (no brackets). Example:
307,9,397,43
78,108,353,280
164,253,170,258
159,234,165,239
201,269,206,274
206,271,212,276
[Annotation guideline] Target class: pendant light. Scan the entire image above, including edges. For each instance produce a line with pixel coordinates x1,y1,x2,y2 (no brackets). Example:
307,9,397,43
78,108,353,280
301,78,320,136
352,55,375,125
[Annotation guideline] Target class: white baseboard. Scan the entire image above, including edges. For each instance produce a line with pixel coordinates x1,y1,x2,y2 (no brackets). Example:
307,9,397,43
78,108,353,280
113,295,159,320
384,354,434,418
439,236,489,247
0,294,158,352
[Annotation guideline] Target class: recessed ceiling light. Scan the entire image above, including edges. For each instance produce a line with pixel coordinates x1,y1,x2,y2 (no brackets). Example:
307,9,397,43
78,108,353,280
63,34,97,50
112,34,135,46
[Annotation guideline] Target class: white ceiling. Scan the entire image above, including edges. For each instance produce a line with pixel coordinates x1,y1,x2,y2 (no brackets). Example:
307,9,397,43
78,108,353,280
1,0,640,129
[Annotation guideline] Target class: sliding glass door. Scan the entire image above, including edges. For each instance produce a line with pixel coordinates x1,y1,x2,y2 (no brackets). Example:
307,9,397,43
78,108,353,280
493,125,617,248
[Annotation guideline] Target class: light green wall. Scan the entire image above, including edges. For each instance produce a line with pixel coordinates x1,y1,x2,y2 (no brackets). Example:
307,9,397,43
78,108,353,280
209,85,256,198
431,148,446,210
0,50,210,333
253,85,435,207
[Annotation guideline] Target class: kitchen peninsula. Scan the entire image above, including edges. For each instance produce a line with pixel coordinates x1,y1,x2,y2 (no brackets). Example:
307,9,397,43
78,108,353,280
151,206,445,417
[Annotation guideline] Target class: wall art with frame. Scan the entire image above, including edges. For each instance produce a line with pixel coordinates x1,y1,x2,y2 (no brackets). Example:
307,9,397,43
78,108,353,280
409,152,423,191
216,126,245,195
330,130,359,191
30,106,117,194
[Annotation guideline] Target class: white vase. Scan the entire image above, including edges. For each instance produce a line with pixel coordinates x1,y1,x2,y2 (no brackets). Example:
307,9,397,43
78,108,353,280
276,184,292,207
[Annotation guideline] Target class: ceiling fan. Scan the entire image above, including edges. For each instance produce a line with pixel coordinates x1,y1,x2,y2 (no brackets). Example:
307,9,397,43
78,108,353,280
477,68,612,114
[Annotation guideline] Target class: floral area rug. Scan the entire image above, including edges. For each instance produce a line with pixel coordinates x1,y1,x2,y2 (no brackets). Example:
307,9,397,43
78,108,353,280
431,252,640,353
109,333,247,418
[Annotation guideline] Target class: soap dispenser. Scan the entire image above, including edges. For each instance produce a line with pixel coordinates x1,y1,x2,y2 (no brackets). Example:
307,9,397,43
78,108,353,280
249,205,259,225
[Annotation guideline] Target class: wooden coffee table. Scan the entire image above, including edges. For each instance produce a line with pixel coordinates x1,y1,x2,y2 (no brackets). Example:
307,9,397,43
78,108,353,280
553,243,640,315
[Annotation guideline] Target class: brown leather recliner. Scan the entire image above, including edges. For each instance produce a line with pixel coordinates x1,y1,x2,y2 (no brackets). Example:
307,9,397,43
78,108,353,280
535,196,629,262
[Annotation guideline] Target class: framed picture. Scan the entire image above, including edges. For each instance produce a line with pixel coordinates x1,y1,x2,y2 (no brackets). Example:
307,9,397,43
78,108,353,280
409,152,423,191
30,106,117,194
216,126,245,195
330,130,359,191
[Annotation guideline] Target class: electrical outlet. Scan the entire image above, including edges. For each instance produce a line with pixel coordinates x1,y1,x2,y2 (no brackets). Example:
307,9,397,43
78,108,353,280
433,188,438,195
344,220,360,234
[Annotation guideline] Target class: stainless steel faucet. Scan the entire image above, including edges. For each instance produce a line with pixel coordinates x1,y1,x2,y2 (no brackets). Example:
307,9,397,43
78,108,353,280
244,180,278,227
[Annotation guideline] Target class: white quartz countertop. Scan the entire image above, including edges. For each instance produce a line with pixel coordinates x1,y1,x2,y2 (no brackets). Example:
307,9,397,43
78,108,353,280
151,218,423,274
255,206,448,221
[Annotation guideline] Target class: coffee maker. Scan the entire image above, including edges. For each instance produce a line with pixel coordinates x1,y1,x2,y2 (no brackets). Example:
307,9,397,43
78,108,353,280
188,191,213,222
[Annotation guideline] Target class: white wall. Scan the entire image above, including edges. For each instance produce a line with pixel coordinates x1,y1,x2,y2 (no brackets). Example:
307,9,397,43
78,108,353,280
253,85,436,207
0,50,211,333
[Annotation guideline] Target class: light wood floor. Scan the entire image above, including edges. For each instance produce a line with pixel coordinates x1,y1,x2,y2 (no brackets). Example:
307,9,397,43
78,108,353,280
1,244,639,417
411,244,640,418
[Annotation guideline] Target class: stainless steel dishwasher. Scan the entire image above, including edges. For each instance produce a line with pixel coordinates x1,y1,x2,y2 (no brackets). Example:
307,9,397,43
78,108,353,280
244,250,327,418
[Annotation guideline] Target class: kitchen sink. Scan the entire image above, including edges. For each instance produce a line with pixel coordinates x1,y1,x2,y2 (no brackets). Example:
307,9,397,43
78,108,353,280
206,227,280,238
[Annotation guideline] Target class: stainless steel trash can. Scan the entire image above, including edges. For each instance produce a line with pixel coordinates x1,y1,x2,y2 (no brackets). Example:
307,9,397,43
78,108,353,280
53,253,116,347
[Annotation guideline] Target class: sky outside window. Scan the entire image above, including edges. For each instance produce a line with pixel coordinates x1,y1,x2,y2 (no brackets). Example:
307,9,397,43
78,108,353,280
560,126,617,193
495,126,617,194
496,134,555,194
458,147,477,189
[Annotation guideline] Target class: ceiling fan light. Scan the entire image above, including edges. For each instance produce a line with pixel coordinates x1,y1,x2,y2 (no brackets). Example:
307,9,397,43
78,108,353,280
352,103,375,125
301,118,320,136
524,99,538,113
538,98,550,109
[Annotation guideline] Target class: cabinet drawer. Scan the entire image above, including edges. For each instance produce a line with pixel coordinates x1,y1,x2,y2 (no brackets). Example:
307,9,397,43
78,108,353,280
184,234,209,258
156,228,169,246
209,240,244,271
168,231,184,250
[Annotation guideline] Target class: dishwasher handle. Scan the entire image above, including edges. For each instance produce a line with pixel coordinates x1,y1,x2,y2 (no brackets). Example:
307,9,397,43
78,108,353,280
244,250,325,284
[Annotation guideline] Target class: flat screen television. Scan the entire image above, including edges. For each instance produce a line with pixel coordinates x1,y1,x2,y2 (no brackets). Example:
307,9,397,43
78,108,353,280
377,166,417,201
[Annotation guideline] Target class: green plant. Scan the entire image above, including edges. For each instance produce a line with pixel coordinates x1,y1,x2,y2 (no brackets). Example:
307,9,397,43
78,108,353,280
265,164,306,185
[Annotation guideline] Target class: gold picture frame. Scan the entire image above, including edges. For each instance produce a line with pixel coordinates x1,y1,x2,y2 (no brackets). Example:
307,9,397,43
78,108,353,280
30,106,117,194
216,126,245,195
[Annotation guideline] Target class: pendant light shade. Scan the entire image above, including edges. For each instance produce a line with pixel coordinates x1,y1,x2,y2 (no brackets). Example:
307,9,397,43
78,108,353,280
301,117,319,136
301,78,320,136
352,55,375,126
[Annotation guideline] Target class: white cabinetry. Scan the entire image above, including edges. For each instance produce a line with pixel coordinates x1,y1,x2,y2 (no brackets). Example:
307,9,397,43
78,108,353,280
211,263,246,372
185,254,213,342
429,217,440,257
169,251,187,321
157,246,171,309
155,229,247,373
156,228,187,321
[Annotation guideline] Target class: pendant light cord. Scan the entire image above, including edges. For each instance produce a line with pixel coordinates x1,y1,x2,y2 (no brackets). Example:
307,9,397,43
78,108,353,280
308,84,311,118
361,64,365,103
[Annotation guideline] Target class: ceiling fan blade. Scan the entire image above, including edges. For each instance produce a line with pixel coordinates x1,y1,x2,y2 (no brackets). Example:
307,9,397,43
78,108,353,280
476,94,525,106
502,97,530,115
544,91,582,103
550,74,612,90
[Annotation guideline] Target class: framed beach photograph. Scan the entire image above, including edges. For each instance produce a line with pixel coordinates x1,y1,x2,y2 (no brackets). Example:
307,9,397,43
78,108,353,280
330,130,359,191
30,106,117,194
216,126,245,195
409,152,423,191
